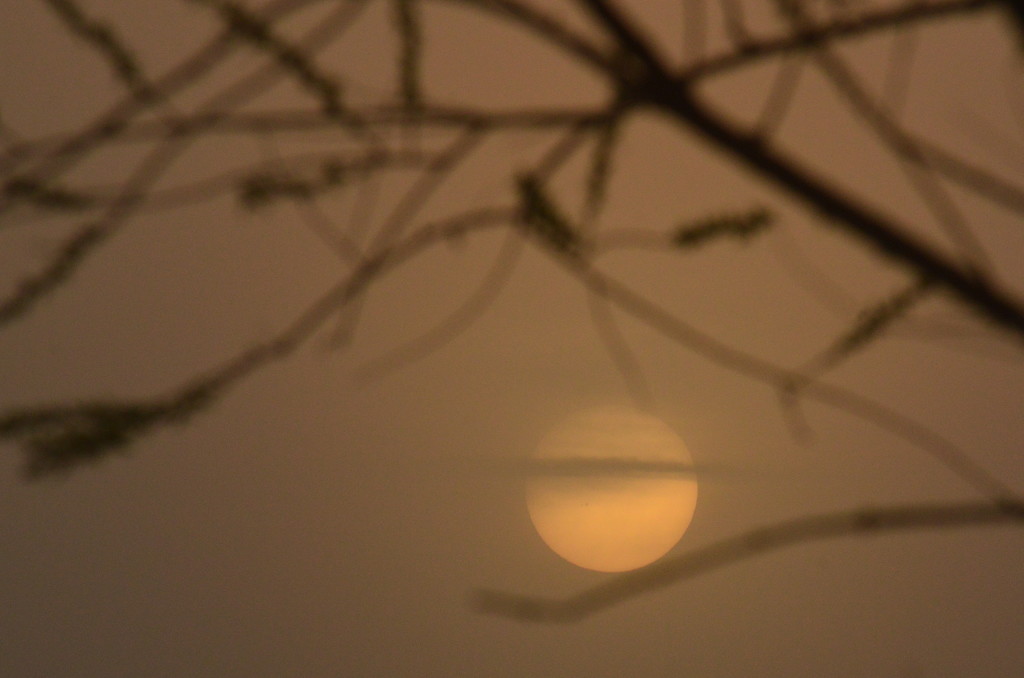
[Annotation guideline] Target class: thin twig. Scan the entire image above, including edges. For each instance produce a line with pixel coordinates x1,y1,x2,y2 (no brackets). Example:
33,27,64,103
42,0,157,102
439,0,614,73
587,282,655,410
752,54,806,139
882,24,918,117
354,229,523,379
366,126,486,251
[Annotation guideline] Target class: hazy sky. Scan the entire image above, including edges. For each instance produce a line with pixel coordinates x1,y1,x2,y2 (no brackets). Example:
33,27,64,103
2,2,1023,676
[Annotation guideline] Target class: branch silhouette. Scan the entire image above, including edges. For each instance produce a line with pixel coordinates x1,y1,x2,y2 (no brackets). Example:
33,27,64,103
0,206,514,477
1,6,1022,661
1,8,1022,657
0,0,1019,489
473,499,1024,622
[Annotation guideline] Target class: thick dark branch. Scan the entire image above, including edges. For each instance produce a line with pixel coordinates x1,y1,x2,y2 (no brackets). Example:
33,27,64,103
574,0,673,80
504,185,1012,498
393,0,422,108
564,1,1024,340
650,87,1024,342
776,0,990,269
473,499,1024,622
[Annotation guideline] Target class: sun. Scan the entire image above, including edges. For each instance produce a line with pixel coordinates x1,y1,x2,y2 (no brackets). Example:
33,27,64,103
525,407,698,572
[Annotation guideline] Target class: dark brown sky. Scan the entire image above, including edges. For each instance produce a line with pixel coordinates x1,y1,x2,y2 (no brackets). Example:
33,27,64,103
2,2,1023,676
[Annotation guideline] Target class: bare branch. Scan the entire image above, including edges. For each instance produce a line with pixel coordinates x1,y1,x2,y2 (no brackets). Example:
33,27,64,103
1,0,334,191
1,0,371,328
393,0,423,109
516,174,584,256
881,23,918,116
752,54,806,138
473,499,1024,622
586,281,654,409
2,106,610,159
581,111,625,225
43,0,156,101
649,83,1024,342
686,0,996,81
1,206,515,477
559,2,1024,342
560,260,1018,500
354,230,523,379
438,0,613,73
574,0,674,79
720,0,751,49
671,206,774,247
367,126,486,250
774,0,992,270
1,148,437,227
0,126,196,328
185,0,351,117
795,275,935,382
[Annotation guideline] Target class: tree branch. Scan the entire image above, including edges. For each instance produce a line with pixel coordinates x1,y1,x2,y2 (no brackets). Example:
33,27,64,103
686,0,997,81
439,0,613,73
473,499,1024,622
563,0,1024,342
1,206,515,477
42,0,156,101
653,87,1024,342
